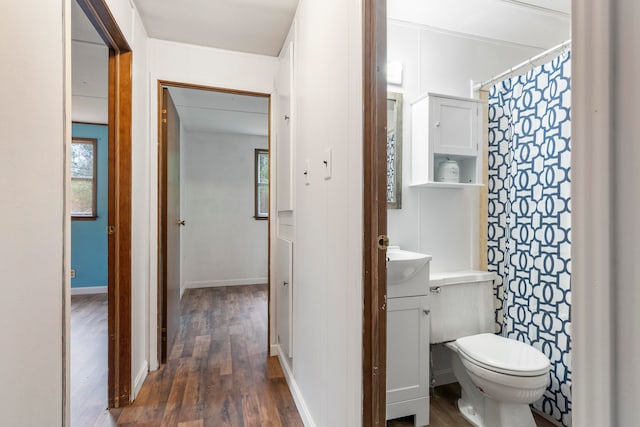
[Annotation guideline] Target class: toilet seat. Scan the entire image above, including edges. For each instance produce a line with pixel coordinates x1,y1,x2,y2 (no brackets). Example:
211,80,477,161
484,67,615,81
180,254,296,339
455,333,550,377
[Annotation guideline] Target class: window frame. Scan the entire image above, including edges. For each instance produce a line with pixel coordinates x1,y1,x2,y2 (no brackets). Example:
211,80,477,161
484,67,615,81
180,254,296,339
71,137,98,220
254,148,269,220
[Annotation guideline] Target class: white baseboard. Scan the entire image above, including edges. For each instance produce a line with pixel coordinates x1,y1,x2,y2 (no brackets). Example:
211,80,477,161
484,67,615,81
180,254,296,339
277,345,315,427
71,285,107,295
185,278,268,288
132,360,148,400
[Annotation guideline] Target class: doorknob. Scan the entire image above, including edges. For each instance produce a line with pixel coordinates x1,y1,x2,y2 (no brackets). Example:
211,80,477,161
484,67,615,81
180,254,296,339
377,234,389,250
177,220,186,226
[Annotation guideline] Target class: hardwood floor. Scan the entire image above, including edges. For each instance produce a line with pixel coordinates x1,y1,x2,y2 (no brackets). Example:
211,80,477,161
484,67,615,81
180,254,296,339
106,284,302,427
71,293,109,427
387,383,557,427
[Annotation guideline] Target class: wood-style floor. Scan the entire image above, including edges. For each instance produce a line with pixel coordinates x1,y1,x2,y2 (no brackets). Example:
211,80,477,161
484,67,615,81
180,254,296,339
387,383,557,427
104,284,303,427
71,293,109,427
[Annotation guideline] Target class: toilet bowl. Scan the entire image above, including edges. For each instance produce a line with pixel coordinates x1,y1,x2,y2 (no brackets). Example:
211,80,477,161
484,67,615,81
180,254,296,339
446,334,550,427
429,271,551,427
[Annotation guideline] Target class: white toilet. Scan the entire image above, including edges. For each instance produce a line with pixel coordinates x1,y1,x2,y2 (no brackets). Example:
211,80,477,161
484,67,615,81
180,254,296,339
430,271,551,427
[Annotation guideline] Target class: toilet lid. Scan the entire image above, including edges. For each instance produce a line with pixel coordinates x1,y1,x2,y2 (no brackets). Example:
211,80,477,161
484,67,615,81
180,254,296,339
456,334,550,376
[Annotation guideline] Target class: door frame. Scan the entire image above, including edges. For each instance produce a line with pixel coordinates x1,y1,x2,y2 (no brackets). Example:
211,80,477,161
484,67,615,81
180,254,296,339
362,0,388,425
156,80,272,362
73,0,132,410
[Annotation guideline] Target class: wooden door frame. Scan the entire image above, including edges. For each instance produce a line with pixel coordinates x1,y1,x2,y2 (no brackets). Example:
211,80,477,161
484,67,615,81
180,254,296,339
157,80,272,363
362,0,388,425
75,0,132,409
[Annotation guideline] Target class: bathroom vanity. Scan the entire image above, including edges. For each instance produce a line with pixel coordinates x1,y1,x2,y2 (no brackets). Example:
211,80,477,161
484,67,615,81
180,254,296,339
386,247,432,426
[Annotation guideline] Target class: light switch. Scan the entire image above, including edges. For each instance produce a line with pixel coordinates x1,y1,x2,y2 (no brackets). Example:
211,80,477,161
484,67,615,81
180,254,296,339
323,148,332,180
304,159,311,185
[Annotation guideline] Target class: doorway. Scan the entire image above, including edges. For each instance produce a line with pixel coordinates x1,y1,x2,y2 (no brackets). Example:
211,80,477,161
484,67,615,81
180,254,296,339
157,81,272,363
67,0,132,423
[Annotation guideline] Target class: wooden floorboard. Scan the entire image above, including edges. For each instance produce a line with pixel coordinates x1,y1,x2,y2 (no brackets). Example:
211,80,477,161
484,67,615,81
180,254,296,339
113,284,303,427
71,293,109,427
387,383,558,427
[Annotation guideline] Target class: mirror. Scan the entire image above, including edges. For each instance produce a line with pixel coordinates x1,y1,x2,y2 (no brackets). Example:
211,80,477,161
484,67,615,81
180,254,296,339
387,92,403,208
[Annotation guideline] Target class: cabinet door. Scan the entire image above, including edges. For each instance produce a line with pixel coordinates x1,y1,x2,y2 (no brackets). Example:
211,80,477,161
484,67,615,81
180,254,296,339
276,41,294,211
386,295,430,404
430,96,479,156
276,238,293,357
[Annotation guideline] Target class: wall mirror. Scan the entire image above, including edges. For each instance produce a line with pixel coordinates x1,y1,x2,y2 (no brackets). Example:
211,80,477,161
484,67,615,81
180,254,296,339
387,92,403,209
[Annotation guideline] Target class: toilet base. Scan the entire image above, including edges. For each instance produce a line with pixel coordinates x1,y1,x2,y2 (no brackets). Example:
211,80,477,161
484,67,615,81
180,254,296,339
450,346,538,427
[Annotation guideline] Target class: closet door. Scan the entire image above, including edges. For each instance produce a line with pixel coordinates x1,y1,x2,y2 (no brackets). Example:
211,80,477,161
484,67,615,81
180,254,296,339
276,41,294,212
276,238,293,358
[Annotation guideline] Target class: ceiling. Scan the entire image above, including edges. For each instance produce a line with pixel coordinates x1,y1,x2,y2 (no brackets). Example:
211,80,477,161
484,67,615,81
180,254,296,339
132,0,299,56
168,87,269,137
71,0,109,123
388,0,570,49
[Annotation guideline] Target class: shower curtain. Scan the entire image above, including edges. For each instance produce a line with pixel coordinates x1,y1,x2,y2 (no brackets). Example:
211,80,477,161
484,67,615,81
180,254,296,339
487,52,571,426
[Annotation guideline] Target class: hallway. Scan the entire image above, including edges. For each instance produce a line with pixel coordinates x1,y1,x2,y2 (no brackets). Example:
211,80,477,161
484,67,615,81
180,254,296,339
110,284,302,426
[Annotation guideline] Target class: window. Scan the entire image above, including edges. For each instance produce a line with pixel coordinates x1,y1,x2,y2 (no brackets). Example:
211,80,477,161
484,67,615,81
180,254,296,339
71,138,97,219
255,149,269,219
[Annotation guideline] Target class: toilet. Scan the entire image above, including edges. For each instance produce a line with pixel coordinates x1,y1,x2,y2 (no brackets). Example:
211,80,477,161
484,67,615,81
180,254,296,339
430,271,551,427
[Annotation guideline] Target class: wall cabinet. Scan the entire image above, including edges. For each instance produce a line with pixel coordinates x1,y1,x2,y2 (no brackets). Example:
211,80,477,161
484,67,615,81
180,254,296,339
411,93,484,188
276,238,293,358
387,295,430,426
276,41,294,211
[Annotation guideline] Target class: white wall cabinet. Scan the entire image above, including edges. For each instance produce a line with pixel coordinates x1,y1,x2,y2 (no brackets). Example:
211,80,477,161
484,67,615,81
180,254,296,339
411,93,484,187
386,295,430,426
276,41,294,211
276,238,293,358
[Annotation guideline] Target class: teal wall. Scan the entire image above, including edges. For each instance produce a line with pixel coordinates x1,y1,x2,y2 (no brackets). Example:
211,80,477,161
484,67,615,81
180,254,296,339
71,123,108,288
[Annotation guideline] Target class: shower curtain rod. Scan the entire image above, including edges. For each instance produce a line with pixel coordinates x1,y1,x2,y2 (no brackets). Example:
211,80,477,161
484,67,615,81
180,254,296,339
474,39,571,91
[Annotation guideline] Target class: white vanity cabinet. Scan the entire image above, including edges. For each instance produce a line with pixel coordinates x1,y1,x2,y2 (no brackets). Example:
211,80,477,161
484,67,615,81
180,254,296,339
411,93,484,187
386,295,430,426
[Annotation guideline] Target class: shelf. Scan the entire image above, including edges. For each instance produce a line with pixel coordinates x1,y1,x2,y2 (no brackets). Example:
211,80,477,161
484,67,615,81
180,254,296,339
409,182,484,190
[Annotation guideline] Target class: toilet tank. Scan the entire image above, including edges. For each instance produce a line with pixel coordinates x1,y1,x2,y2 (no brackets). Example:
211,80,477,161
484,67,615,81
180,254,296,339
429,271,496,344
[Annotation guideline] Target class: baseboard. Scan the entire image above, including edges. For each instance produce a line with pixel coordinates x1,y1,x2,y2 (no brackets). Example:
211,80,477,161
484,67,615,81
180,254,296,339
132,360,148,400
277,345,315,427
185,278,268,288
71,285,107,295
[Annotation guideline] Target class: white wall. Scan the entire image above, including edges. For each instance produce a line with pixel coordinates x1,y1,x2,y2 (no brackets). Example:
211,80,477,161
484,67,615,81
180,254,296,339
0,0,68,424
129,7,151,398
147,38,278,370
276,0,363,425
71,41,109,123
182,131,268,289
386,21,542,273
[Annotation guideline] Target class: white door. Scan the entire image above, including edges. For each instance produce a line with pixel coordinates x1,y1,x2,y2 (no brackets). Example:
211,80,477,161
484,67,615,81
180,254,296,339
276,238,293,357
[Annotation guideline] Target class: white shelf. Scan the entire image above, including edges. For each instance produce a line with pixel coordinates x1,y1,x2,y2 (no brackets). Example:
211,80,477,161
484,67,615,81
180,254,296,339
410,181,484,190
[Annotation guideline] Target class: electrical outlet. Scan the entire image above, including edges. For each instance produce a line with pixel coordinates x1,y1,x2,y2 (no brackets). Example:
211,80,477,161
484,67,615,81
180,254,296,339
70,269,76,279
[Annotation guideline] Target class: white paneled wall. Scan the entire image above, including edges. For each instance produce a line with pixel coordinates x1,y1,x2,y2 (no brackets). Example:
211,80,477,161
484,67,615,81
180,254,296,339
387,21,542,273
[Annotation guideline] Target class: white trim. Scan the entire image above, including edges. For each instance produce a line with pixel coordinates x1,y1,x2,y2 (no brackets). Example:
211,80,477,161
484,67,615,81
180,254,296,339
572,1,614,425
132,360,148,400
277,345,315,427
270,344,279,357
184,278,268,288
70,285,107,295
499,0,570,17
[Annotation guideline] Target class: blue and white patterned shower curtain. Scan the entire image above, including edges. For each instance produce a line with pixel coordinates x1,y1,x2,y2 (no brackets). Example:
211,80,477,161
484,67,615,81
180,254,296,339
487,53,572,426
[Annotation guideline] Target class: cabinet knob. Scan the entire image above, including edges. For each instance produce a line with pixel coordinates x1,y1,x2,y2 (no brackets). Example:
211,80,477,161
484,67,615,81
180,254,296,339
283,281,288,286
423,309,431,315
435,121,441,127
